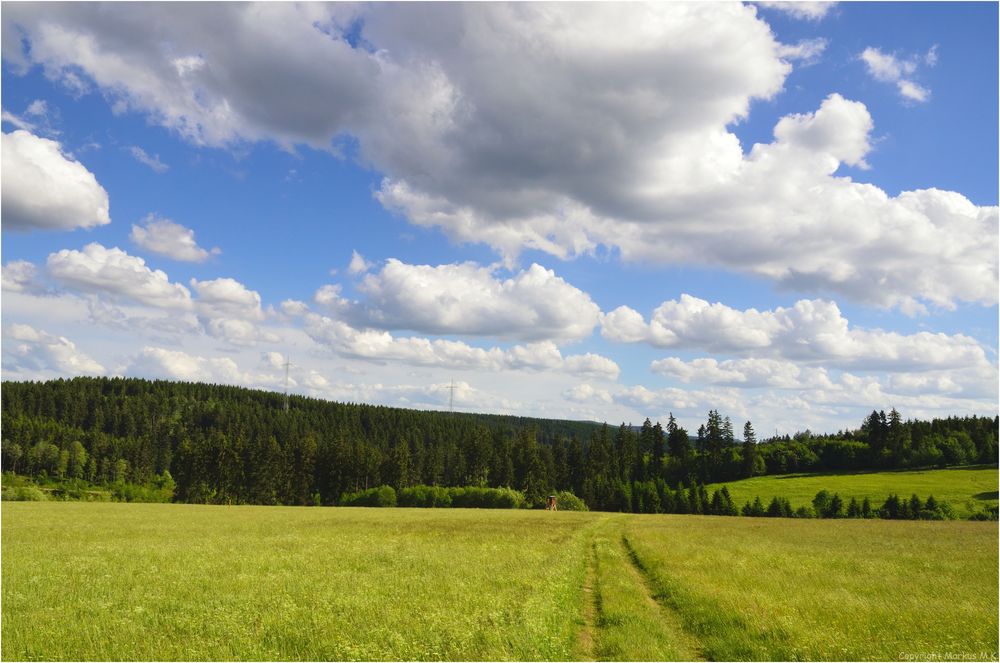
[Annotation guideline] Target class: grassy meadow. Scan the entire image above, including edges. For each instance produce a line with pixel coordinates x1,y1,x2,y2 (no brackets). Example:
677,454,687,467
625,515,998,661
706,465,998,517
2,503,598,661
3,502,997,661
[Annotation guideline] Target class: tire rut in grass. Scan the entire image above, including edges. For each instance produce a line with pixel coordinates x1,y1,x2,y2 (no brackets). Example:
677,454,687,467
620,534,707,661
576,540,598,661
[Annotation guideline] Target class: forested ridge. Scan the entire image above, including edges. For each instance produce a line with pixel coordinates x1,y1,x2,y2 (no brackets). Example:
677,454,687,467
2,377,996,510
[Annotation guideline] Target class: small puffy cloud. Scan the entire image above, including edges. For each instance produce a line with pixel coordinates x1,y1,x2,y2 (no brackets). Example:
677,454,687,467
346,259,601,342
128,145,168,173
860,47,932,103
130,214,220,262
603,294,992,373
2,129,110,231
777,38,828,64
47,243,192,309
347,250,372,275
190,276,274,346
262,351,286,370
280,299,310,317
772,93,872,168
758,2,836,20
25,99,48,117
313,284,349,314
2,323,105,375
190,277,263,319
896,80,930,103
861,47,915,82
563,383,612,404
565,353,622,379
302,312,619,378
2,260,44,293
202,318,278,347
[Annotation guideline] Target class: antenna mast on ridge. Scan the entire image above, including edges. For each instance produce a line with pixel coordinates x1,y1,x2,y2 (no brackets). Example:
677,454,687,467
448,379,456,413
283,357,292,412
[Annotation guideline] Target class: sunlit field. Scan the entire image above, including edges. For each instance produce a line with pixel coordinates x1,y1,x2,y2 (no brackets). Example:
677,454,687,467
2,503,596,661
3,502,997,661
624,515,998,661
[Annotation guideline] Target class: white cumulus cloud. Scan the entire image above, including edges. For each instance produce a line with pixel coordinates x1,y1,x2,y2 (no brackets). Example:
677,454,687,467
3,5,992,309
1,260,44,294
602,294,993,373
302,312,619,379
347,250,372,275
2,129,110,231
125,346,247,383
47,243,192,309
189,276,277,346
130,214,220,262
2,323,105,376
336,259,602,342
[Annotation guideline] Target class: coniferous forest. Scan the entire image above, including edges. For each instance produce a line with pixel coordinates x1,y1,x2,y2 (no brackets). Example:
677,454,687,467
2,377,996,510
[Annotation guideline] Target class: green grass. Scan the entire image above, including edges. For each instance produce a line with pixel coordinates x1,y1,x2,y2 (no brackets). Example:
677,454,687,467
624,515,998,661
706,465,998,517
587,519,701,661
3,503,997,661
2,503,598,661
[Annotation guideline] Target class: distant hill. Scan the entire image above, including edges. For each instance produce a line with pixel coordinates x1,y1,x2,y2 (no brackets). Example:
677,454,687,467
2,377,996,512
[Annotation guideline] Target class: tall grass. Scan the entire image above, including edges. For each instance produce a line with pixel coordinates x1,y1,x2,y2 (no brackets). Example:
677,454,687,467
4,503,996,661
624,515,998,661
2,503,596,661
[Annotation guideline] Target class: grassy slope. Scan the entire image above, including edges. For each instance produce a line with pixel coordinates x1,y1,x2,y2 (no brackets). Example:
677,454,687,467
3,503,997,661
706,465,998,517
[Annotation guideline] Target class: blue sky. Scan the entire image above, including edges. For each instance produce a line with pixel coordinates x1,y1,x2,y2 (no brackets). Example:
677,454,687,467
2,2,997,436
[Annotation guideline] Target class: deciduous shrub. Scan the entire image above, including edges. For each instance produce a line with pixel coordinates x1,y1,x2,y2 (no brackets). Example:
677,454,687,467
340,485,397,507
554,490,588,511
398,485,453,508
2,484,49,501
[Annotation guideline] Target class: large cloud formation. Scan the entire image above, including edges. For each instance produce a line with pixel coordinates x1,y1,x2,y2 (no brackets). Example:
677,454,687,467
5,3,994,309
321,259,601,342
602,294,992,373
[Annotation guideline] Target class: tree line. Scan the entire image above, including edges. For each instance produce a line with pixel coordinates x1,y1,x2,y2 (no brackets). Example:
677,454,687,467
1,377,996,510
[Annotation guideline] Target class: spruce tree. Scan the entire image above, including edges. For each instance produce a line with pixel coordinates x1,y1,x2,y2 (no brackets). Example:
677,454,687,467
909,494,923,518
828,493,844,518
847,497,861,518
766,496,783,517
